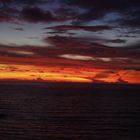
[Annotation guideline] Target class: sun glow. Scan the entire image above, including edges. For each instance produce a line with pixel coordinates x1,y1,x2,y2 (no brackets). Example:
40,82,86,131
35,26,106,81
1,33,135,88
0,64,93,83
0,64,140,84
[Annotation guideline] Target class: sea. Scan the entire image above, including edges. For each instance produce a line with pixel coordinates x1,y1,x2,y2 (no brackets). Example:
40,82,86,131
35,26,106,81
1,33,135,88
0,82,140,140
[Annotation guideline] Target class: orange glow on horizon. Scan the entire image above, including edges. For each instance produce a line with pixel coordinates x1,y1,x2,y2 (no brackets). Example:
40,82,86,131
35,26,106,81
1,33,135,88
0,64,140,84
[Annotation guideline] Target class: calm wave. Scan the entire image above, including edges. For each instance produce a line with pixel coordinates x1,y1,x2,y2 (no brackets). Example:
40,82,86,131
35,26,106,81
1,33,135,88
0,83,140,140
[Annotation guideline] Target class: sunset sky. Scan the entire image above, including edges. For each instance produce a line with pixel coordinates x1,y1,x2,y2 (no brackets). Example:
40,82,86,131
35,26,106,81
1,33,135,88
0,0,140,84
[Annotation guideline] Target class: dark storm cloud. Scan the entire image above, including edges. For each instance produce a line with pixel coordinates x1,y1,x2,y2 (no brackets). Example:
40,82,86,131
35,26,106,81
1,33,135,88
73,9,104,23
98,39,127,44
45,36,140,59
65,0,140,26
0,34,139,69
0,10,12,22
0,0,47,7
13,27,24,31
0,0,139,28
66,0,140,9
0,44,35,58
17,0,48,5
0,44,89,67
47,25,112,32
21,7,56,23
0,37,139,61
120,9,140,28
120,41,140,50
0,1,60,23
107,39,126,44
0,8,18,22
0,1,139,62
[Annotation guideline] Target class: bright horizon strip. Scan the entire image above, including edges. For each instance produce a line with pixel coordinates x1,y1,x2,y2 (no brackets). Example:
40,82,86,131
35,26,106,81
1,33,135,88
0,64,140,84
0,64,93,83
0,72,92,83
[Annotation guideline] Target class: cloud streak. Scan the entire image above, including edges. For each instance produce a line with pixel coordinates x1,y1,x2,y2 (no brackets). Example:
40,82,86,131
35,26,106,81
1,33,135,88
21,7,57,23
47,25,112,32
0,0,139,83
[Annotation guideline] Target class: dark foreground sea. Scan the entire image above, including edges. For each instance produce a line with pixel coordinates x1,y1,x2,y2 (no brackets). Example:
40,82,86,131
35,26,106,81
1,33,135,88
0,82,140,140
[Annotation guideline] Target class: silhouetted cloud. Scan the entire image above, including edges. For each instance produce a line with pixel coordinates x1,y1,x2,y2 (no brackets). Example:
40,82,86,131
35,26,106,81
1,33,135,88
47,25,112,32
105,39,126,44
46,36,139,58
66,0,140,9
0,8,18,22
0,0,47,7
120,9,140,28
0,0,139,84
13,27,24,31
21,7,56,23
0,0,139,29
66,0,140,26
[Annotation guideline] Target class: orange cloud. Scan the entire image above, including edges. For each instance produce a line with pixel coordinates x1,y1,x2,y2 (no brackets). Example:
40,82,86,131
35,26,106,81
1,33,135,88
0,64,140,84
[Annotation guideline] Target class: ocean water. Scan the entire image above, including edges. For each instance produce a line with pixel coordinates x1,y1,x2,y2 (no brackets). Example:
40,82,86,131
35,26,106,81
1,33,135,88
0,83,140,140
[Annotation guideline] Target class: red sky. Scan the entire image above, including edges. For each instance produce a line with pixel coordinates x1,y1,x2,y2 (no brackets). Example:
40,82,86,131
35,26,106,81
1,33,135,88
0,0,140,84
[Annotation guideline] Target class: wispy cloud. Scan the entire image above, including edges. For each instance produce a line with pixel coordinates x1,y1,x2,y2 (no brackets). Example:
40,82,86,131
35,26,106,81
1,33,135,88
0,0,139,83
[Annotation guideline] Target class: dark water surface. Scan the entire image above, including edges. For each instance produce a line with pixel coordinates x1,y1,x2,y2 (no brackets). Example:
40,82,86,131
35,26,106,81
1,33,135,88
0,83,140,140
